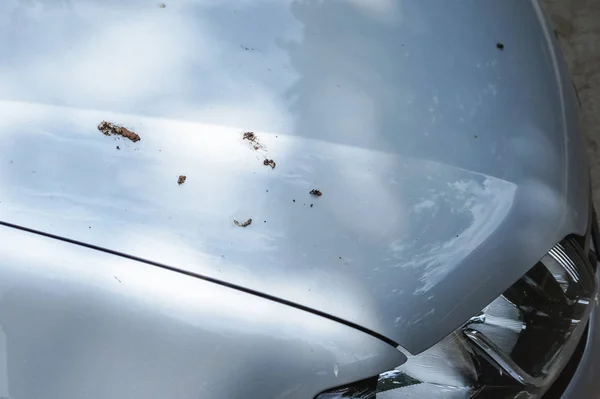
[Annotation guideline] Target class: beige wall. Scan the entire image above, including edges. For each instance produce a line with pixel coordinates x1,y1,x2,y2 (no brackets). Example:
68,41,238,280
542,0,600,209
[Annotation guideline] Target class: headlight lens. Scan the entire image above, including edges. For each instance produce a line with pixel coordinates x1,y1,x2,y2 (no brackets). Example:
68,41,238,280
316,236,597,399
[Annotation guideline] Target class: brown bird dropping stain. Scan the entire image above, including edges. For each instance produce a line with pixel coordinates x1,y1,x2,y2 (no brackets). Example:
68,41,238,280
242,131,264,151
98,121,140,143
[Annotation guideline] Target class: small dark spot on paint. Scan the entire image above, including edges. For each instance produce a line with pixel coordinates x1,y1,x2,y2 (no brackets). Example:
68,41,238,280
293,199,296,202
496,42,504,50
116,146,120,150
339,257,342,260
474,135,478,139
158,2,166,8
310,204,314,208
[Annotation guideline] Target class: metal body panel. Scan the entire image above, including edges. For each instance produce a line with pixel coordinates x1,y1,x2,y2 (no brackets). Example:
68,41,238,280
0,224,405,399
0,0,589,354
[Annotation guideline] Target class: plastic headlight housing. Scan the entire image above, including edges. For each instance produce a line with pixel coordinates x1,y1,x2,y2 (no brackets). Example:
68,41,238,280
316,236,597,399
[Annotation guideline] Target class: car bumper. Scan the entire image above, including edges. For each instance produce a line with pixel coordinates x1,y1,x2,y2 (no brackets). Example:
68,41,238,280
560,270,600,398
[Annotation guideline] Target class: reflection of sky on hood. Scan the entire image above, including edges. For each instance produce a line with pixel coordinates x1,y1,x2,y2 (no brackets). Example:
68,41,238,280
0,225,405,399
0,0,300,132
390,178,516,296
0,0,589,355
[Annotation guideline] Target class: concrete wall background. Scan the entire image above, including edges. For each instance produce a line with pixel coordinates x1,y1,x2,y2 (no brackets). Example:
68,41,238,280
542,0,600,209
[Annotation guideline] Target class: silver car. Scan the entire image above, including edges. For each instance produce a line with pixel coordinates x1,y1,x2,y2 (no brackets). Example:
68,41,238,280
0,0,598,398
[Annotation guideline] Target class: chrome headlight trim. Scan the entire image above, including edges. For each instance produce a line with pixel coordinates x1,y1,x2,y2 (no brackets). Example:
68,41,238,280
316,235,597,399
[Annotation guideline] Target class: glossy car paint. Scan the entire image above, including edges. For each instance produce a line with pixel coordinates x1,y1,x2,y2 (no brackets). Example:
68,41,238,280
0,224,405,399
0,0,591,382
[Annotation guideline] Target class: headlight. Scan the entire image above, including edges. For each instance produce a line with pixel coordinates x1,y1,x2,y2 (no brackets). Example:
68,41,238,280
316,236,597,399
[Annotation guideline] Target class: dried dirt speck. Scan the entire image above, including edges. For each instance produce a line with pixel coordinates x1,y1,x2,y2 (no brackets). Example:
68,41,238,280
243,132,256,141
234,218,253,228
310,189,323,197
263,159,276,169
243,131,264,151
178,175,187,185
98,121,140,143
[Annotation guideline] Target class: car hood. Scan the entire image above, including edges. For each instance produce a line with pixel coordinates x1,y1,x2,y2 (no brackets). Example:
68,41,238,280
0,0,590,353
